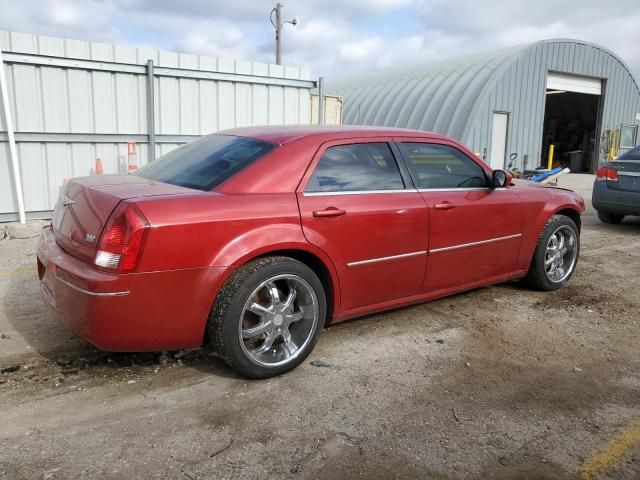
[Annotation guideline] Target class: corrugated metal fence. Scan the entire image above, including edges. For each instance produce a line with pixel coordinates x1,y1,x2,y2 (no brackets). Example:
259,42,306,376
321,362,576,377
0,31,317,221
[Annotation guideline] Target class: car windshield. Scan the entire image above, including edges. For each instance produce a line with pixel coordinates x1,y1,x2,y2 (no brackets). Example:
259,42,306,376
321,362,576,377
619,146,640,160
135,134,276,191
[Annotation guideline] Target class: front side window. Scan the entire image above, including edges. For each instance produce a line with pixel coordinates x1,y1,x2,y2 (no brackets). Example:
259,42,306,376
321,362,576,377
135,134,276,191
305,143,405,193
398,143,488,189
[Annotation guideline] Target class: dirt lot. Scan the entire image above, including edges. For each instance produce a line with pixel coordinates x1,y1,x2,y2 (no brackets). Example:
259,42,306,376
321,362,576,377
1,174,639,480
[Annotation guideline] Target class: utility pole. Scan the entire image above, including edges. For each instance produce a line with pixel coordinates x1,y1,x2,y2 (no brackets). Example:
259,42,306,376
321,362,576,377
271,3,297,65
274,3,282,65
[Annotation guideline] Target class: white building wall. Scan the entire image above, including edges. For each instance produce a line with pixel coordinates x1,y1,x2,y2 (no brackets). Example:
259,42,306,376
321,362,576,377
0,31,315,220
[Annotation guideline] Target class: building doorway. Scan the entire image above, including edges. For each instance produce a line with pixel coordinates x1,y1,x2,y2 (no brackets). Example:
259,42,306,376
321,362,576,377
490,112,509,170
541,72,602,173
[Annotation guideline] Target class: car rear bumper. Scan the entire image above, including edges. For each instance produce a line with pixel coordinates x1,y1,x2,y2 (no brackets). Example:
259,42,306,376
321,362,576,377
592,181,640,215
37,227,229,351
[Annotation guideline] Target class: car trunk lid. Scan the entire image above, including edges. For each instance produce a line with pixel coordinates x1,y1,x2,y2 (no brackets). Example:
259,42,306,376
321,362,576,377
52,175,196,264
609,161,640,192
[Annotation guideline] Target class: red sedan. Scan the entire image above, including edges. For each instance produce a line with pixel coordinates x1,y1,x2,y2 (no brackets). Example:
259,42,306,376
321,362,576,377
37,126,585,378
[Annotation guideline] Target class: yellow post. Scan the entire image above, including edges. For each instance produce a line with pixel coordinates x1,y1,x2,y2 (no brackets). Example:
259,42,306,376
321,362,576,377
547,144,555,170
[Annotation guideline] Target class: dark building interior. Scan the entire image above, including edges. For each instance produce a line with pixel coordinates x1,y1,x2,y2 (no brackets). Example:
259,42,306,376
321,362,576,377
541,90,600,173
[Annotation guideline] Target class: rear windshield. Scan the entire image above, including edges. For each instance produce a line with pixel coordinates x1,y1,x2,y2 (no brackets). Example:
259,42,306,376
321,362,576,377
135,134,276,191
619,146,640,160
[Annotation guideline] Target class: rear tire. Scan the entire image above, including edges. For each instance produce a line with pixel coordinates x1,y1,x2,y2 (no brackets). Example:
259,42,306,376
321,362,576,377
523,215,580,291
597,210,625,224
208,256,326,379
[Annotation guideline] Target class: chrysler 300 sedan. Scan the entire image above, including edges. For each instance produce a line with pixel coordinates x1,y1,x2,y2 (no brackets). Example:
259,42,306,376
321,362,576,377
37,126,585,378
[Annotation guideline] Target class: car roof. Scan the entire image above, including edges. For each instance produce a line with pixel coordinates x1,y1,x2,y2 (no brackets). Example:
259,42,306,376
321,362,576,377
217,125,449,145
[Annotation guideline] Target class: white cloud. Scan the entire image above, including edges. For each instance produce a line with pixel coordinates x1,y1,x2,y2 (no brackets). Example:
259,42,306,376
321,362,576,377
413,0,640,77
340,38,382,62
172,21,251,59
1,0,119,42
0,0,638,80
47,0,82,26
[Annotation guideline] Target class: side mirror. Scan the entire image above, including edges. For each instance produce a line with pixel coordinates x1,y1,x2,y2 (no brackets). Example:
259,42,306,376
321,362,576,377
492,169,510,188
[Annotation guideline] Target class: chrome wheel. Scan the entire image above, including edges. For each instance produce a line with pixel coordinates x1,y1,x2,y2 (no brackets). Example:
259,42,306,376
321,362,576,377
544,225,578,283
239,274,318,367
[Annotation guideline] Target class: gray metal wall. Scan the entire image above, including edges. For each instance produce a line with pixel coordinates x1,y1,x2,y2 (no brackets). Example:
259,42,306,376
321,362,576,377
329,39,640,171
0,31,315,221
465,39,640,170
329,46,525,139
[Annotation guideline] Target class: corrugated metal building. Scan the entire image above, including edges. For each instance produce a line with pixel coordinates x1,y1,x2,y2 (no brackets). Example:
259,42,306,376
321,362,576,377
328,39,640,173
0,31,317,221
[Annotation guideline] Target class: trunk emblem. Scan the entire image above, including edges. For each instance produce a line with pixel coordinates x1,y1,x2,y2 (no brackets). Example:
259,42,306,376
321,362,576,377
85,233,96,244
62,196,76,207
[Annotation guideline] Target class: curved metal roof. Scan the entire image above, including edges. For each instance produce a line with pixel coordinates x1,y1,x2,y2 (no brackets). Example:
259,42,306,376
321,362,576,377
326,39,640,140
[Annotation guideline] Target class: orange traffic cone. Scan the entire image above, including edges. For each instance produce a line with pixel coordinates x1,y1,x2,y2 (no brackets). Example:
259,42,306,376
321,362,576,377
127,141,138,173
95,158,104,175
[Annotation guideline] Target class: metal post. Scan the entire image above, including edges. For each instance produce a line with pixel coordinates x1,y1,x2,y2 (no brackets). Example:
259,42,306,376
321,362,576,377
0,50,26,224
317,76,325,126
146,59,156,163
275,3,282,65
547,144,555,170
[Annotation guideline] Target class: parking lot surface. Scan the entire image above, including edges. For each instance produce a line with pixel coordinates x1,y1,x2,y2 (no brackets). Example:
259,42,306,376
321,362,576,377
1,174,638,480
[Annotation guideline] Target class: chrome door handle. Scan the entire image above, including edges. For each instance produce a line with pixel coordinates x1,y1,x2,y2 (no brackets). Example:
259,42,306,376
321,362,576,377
313,207,346,217
434,202,455,210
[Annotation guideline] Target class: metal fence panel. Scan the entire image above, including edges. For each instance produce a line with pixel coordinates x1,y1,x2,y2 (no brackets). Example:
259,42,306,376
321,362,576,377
0,30,316,220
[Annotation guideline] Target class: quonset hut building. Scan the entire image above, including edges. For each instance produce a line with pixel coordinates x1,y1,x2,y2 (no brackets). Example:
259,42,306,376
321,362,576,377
327,39,640,173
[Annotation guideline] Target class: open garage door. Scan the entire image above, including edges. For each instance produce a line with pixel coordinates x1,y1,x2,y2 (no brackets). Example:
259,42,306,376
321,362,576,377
546,72,602,95
541,72,603,173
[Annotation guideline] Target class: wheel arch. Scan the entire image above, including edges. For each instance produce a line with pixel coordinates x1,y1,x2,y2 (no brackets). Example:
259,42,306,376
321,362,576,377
210,241,341,325
517,203,583,273
553,207,582,231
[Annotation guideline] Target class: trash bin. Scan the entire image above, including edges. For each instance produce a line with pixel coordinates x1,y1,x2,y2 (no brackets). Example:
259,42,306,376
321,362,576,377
568,151,584,173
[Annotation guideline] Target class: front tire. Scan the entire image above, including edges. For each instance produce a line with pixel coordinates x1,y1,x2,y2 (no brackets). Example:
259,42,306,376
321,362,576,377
208,256,326,378
523,215,580,291
597,210,625,224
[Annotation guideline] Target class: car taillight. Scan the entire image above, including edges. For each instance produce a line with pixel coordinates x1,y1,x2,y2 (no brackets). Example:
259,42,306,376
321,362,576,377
95,202,149,273
596,166,619,182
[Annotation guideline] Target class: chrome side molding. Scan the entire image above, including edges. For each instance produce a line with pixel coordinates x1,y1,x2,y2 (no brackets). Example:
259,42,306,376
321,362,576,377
429,233,522,254
347,250,427,267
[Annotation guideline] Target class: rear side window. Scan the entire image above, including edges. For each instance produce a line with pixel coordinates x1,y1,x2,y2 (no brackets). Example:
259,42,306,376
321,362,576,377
135,134,275,191
305,143,404,193
398,143,488,189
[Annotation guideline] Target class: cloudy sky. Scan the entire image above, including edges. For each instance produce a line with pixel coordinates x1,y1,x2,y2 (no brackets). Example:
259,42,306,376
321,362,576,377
1,0,639,80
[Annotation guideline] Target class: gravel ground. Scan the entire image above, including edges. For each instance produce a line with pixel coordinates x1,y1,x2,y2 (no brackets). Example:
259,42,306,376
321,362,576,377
0,174,638,480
